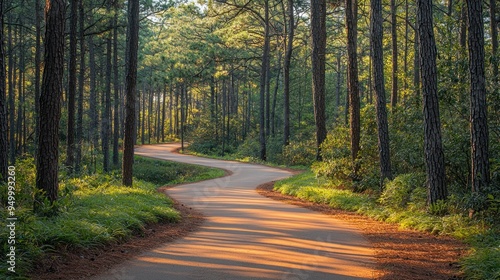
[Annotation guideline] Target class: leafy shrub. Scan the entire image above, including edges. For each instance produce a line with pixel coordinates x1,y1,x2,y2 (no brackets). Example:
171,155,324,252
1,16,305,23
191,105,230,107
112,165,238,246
379,173,426,210
282,139,316,166
235,135,260,159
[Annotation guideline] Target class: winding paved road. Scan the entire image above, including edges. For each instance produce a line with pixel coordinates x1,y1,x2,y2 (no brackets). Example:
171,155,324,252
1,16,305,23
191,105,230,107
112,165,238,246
95,143,375,280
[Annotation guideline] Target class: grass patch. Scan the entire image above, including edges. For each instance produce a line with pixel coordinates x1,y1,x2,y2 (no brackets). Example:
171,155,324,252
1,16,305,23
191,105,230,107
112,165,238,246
0,155,225,279
273,171,498,280
133,156,226,185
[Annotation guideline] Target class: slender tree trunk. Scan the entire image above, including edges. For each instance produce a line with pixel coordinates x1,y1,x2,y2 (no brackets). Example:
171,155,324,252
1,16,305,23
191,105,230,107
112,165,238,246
88,35,98,153
467,0,490,193
346,0,361,174
122,0,140,186
391,0,398,109
490,0,498,88
141,89,146,143
0,0,7,181
283,0,294,146
161,85,166,142
65,0,78,170
371,0,393,184
336,53,342,117
180,84,186,152
16,25,24,155
265,60,271,138
259,0,270,161
311,0,327,160
169,84,173,135
7,20,15,165
417,0,447,204
103,18,112,172
271,51,281,136
459,0,467,50
36,0,66,208
75,0,85,172
34,0,42,153
113,8,120,167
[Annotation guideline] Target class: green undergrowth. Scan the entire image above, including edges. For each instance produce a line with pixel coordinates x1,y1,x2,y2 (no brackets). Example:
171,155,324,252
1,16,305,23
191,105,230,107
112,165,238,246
133,156,226,185
274,171,499,280
0,155,225,279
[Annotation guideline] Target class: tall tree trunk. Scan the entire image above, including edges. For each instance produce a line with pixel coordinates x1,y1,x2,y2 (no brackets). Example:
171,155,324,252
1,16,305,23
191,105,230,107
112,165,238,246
113,8,120,167
169,83,173,135
490,0,498,88
336,53,342,117
65,0,78,170
417,0,447,204
271,51,281,136
283,0,294,146
467,0,490,193
311,0,327,160
391,0,398,109
265,59,271,138
16,25,24,155
7,19,15,165
346,0,361,174
34,0,42,154
371,0,393,184
36,0,66,208
259,0,270,161
75,0,85,172
161,85,166,142
122,0,140,186
0,0,7,181
88,35,98,153
103,18,112,172
459,0,467,50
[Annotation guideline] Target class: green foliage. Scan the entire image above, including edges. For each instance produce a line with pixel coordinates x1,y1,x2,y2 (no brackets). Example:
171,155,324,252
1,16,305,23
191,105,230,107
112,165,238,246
462,230,500,280
273,171,495,280
133,156,225,185
379,173,426,210
281,139,316,166
274,171,376,212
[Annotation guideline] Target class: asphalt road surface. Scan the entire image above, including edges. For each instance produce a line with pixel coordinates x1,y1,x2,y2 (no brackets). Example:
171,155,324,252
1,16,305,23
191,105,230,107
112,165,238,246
94,143,375,280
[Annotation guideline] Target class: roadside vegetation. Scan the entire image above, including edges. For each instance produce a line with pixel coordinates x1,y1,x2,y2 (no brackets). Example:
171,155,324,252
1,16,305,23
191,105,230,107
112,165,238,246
0,156,224,279
190,105,499,280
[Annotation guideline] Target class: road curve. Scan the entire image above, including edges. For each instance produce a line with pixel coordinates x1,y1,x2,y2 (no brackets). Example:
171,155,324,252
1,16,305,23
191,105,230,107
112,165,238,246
94,143,376,280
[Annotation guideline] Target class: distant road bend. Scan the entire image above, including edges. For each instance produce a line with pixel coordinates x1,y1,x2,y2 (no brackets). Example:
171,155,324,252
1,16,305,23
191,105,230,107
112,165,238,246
95,143,376,280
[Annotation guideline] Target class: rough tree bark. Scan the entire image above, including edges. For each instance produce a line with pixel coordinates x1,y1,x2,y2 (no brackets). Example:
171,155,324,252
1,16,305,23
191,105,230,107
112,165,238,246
346,0,361,175
75,0,85,172
88,34,99,153
122,0,140,186
417,0,447,204
390,0,398,108
36,0,66,207
467,0,490,193
103,4,112,172
371,0,393,184
113,7,120,167
311,0,327,160
283,0,294,146
489,0,498,89
259,0,270,161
